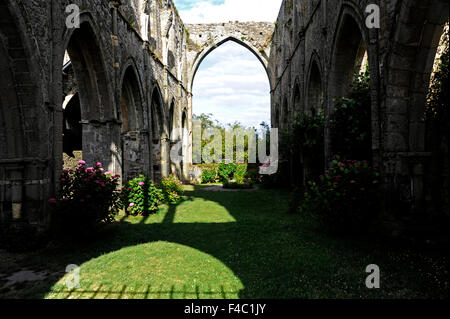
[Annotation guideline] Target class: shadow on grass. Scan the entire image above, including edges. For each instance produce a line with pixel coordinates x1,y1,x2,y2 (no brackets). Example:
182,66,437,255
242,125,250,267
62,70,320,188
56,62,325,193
4,186,449,299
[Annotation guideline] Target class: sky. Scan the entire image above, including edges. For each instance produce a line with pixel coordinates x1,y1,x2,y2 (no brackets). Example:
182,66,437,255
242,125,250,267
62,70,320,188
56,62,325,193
173,0,283,24
172,0,283,128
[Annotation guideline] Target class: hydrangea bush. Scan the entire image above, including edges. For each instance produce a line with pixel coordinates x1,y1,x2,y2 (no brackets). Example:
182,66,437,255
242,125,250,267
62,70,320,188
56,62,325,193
120,175,162,216
49,161,121,238
159,174,184,204
300,155,382,236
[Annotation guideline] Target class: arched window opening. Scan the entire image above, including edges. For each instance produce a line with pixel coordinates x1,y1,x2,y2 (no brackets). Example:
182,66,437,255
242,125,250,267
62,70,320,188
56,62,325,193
329,14,372,162
181,110,188,175
425,24,449,216
330,15,368,99
63,22,112,168
169,100,175,140
293,85,301,114
151,87,165,179
307,61,323,115
120,67,142,133
62,93,82,158
192,40,271,165
120,66,144,181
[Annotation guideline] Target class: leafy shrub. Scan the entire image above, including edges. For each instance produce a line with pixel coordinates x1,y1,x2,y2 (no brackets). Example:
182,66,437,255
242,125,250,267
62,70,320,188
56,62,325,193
247,168,260,184
218,163,236,183
223,180,253,189
201,167,217,183
233,164,247,183
330,70,372,161
160,174,184,204
121,175,162,215
49,161,121,238
300,155,382,236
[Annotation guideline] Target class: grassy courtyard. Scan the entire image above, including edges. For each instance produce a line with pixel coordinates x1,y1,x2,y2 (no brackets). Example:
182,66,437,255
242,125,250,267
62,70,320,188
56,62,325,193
0,185,447,299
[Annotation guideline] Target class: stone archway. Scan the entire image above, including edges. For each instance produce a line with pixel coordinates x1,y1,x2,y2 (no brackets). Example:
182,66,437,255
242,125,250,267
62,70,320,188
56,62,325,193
64,19,115,170
306,59,324,115
119,64,146,181
186,22,275,92
150,85,168,180
0,0,48,225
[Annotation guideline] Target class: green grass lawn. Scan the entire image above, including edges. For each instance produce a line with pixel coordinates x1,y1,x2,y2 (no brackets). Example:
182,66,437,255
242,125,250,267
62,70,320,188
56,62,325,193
0,185,448,299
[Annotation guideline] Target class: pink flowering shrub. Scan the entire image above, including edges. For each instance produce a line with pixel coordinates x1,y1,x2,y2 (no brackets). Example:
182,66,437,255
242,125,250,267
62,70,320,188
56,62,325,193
300,155,382,236
49,161,121,238
159,175,184,204
120,175,162,215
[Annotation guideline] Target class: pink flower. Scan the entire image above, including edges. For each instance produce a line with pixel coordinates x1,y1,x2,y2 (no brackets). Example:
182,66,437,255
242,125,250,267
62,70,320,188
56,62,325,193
78,160,86,165
261,161,271,168
139,182,145,186
48,198,57,203
61,178,66,182
95,162,102,167
350,180,356,184
106,171,113,175
86,167,94,172
129,203,135,207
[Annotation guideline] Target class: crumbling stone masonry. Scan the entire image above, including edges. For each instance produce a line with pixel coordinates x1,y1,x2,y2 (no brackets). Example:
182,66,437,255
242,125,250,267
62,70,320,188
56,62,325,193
0,0,274,230
0,0,448,232
270,0,449,218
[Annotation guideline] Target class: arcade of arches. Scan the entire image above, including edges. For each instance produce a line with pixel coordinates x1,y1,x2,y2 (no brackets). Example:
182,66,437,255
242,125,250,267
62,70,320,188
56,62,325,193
0,0,448,231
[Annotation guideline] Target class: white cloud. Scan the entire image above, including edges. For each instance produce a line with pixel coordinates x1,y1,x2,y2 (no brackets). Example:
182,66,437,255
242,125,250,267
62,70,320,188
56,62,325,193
176,0,283,24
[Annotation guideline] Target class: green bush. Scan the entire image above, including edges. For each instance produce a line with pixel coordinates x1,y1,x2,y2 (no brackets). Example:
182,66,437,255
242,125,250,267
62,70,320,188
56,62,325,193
121,175,162,216
223,180,253,189
160,174,184,204
218,163,236,182
201,167,217,183
234,164,247,183
300,155,381,236
330,70,372,161
49,161,121,239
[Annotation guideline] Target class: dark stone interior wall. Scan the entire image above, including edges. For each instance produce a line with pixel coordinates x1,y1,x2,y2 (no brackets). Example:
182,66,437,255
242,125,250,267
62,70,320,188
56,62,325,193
269,0,449,219
0,0,191,229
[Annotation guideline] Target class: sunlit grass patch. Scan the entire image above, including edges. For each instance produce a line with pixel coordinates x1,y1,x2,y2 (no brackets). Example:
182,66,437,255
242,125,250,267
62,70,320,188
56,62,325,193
46,242,243,299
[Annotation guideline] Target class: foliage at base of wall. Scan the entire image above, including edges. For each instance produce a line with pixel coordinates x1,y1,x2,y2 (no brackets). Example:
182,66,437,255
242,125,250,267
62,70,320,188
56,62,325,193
120,175,162,216
49,161,121,240
159,175,185,204
196,163,250,185
330,70,372,161
300,155,382,236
